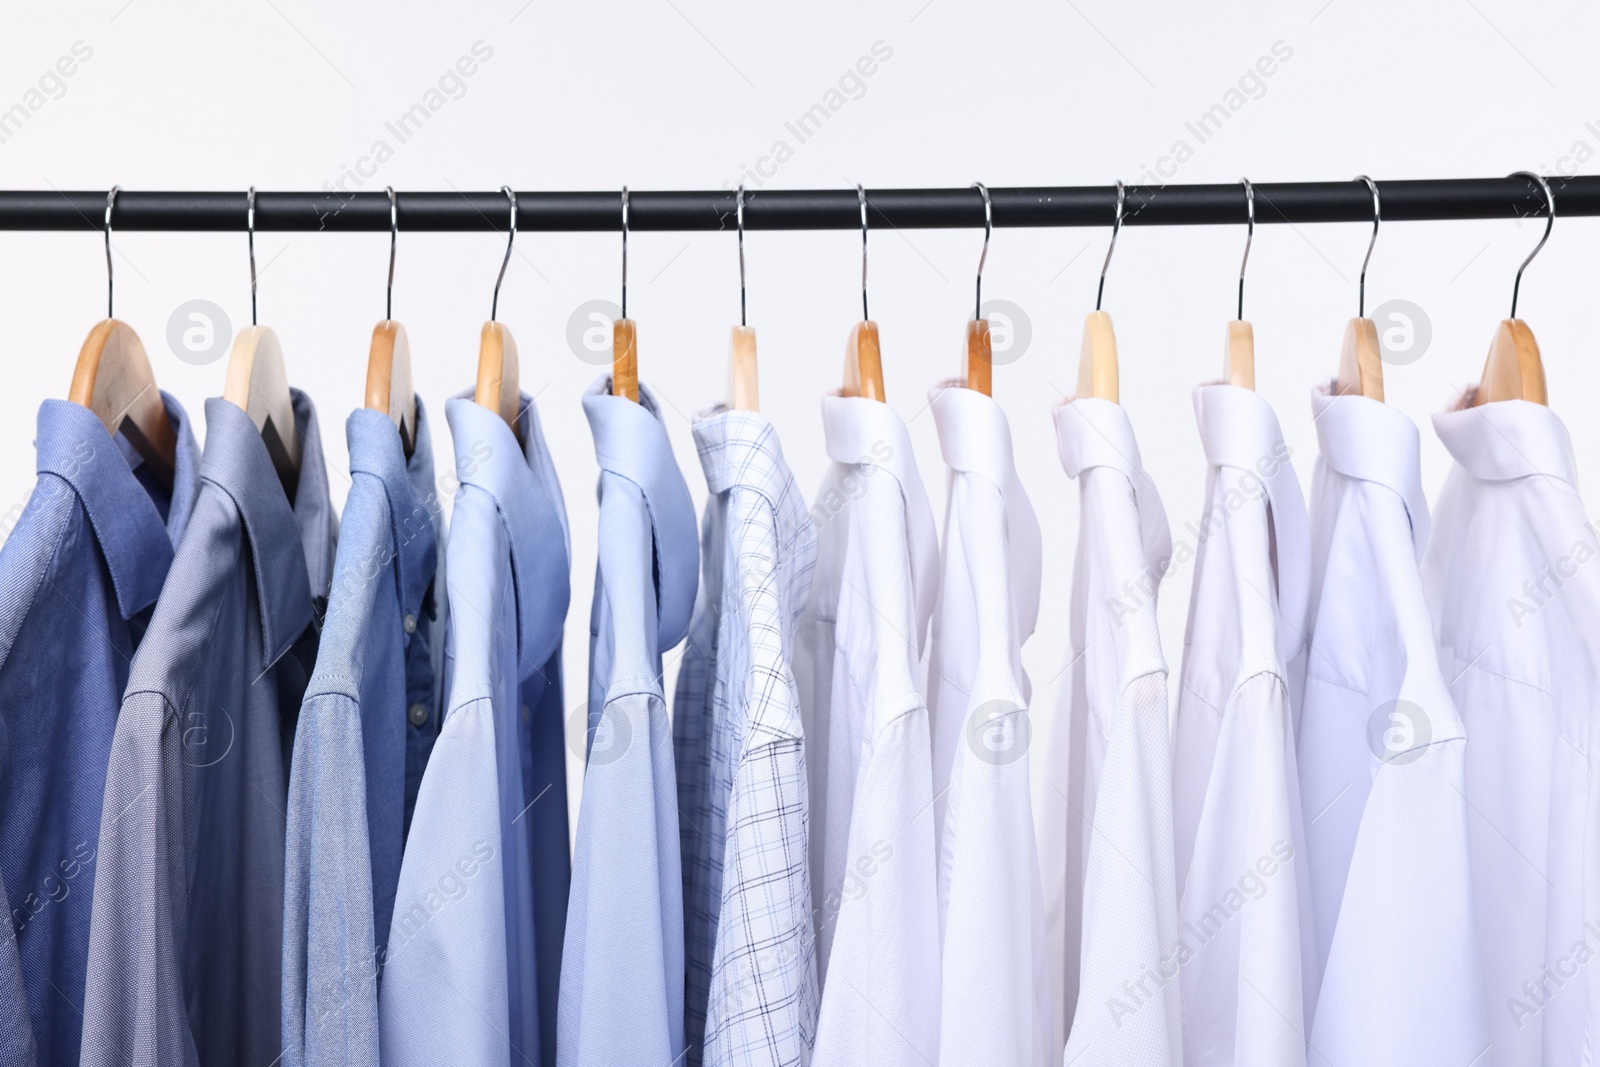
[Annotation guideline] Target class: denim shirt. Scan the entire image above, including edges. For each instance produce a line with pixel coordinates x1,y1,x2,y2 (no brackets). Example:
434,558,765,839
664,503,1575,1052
0,395,199,1067
80,391,335,1067
558,378,698,1067
378,393,570,1067
282,401,441,1067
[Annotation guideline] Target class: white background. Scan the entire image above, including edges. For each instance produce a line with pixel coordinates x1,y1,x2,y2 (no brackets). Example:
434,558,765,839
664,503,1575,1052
4,0,1599,835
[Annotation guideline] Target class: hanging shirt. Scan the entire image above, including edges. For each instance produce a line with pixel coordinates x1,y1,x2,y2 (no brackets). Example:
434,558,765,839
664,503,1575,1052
378,393,570,1067
807,394,941,1067
0,394,199,1067
1050,397,1183,1066
924,382,1051,1067
1421,393,1600,1066
558,378,698,1067
1297,382,1487,1066
80,391,335,1067
282,400,442,1067
1171,383,1316,1066
677,407,820,1066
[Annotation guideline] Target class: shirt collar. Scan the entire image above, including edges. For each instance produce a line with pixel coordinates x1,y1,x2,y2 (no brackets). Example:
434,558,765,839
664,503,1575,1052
1432,391,1578,487
820,392,940,649
1053,397,1172,578
1310,379,1430,555
347,399,438,627
1193,382,1311,669
929,380,1043,638
692,405,785,501
200,389,330,665
446,393,573,669
35,393,199,620
583,376,698,650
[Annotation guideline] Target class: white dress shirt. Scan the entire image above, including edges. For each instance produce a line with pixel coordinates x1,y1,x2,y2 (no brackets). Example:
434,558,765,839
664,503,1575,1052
1420,393,1600,1066
1050,398,1183,1066
1172,384,1316,1066
925,382,1051,1067
1298,382,1488,1067
804,394,942,1067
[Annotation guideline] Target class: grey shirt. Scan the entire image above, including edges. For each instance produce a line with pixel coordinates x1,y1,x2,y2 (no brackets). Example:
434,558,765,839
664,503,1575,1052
80,391,335,1067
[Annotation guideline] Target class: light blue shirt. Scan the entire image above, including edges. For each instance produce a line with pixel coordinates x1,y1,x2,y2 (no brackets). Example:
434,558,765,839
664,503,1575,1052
379,393,570,1067
0,395,199,1067
558,378,698,1067
81,391,335,1067
282,401,442,1067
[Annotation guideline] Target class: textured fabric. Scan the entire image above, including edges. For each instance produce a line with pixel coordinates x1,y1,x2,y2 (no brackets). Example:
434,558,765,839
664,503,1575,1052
1298,381,1487,1066
80,390,335,1067
1051,397,1183,1066
0,394,198,1067
1171,384,1316,1066
1421,393,1600,1067
558,378,698,1067
282,401,441,1067
379,393,571,1067
680,408,819,1067
924,382,1051,1067
808,394,941,1067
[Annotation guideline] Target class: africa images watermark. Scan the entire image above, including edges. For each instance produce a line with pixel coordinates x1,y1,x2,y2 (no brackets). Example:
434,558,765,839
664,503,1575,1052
1505,919,1600,1032
0,41,94,148
1504,519,1600,629
1108,839,1296,1029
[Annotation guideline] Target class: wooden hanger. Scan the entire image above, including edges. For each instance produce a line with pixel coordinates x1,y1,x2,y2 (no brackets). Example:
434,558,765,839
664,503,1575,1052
365,189,417,453
71,188,178,486
1472,172,1554,407
1074,181,1125,403
1225,178,1257,390
842,185,886,402
964,182,994,396
225,189,301,495
1335,176,1386,401
725,185,758,410
474,187,523,440
610,186,640,402
71,319,178,486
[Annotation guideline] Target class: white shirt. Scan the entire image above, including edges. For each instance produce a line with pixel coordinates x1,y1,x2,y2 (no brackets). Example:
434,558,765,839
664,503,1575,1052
1171,384,1316,1066
804,394,942,1067
1420,393,1600,1066
1050,398,1183,1066
1297,382,1488,1067
925,382,1051,1067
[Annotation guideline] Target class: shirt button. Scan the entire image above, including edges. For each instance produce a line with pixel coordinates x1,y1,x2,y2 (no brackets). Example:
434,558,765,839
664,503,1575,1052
521,704,530,724
403,613,417,634
408,703,429,726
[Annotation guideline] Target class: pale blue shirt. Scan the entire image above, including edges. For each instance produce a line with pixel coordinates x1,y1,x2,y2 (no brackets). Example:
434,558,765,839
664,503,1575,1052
379,394,570,1067
282,401,442,1067
558,378,698,1067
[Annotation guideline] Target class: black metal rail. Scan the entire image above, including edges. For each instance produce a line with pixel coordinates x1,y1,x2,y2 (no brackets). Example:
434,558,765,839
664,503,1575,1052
0,177,1586,232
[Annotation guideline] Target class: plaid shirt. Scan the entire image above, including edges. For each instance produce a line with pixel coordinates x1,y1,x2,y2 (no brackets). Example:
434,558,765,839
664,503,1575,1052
678,409,819,1067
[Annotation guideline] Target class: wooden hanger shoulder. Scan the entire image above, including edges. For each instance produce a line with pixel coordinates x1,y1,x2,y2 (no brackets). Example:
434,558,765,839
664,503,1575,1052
841,320,884,402
475,320,522,440
611,317,639,402
70,318,178,485
1336,316,1384,401
1076,309,1119,402
727,324,758,411
366,320,416,454
1224,320,1255,390
1474,317,1547,406
965,318,992,396
224,324,302,490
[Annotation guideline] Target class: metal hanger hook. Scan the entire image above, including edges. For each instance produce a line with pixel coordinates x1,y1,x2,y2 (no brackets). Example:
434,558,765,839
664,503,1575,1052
386,186,398,321
1095,180,1125,312
492,186,516,322
972,181,991,320
104,185,119,319
620,186,629,320
1237,177,1254,321
1354,175,1380,317
247,186,257,326
857,184,870,322
736,183,747,328
1509,170,1555,319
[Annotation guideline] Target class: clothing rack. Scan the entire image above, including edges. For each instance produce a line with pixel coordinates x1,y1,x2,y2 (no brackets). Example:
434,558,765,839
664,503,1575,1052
0,176,1595,232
